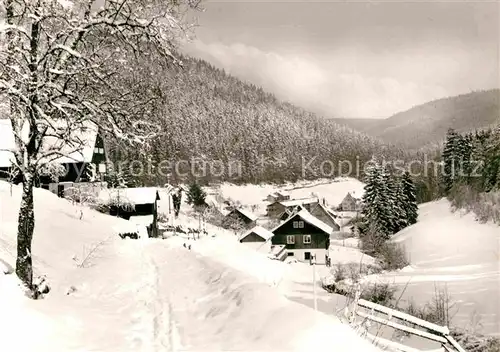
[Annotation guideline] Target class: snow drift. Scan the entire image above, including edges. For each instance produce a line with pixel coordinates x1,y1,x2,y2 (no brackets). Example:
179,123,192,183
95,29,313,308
0,181,380,351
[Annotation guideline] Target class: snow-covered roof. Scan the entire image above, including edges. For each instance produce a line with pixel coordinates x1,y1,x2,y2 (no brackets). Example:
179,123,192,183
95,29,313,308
129,215,154,226
315,202,341,227
99,187,160,205
271,190,289,197
279,197,318,207
240,226,274,242
231,208,257,221
0,119,98,167
342,192,362,202
273,209,333,235
296,209,334,234
204,194,219,207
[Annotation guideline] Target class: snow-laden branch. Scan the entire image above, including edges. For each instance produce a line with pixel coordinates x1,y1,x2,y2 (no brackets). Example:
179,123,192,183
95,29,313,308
1,0,200,177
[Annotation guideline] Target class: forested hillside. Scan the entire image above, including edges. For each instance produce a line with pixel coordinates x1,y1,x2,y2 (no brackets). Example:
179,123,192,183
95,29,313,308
442,127,500,224
107,55,395,185
331,90,499,149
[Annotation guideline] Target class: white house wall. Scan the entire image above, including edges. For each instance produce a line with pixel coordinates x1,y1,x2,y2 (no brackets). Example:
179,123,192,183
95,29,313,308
287,248,329,264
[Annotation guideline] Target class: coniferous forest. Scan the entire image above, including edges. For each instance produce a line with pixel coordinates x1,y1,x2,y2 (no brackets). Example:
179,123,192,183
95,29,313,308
104,55,401,185
441,127,500,223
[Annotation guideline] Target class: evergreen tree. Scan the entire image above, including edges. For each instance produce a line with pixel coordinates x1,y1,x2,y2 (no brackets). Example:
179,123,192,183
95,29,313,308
171,188,182,217
442,128,460,193
186,182,207,208
105,161,136,188
382,166,400,234
361,158,393,239
483,128,500,191
392,179,409,233
401,171,418,225
455,133,474,184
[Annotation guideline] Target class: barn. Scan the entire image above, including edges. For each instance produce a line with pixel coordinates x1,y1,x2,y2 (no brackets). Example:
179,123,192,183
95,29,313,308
224,208,258,228
99,187,161,238
239,225,273,253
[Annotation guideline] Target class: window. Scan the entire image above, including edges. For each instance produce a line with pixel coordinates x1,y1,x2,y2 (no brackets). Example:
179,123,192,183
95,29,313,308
286,235,295,244
98,163,106,173
99,147,104,154
94,147,99,154
287,252,294,256
303,235,311,244
304,252,311,260
293,220,304,229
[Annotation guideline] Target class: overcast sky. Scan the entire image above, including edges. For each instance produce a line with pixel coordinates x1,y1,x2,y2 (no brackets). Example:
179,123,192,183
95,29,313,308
182,0,499,119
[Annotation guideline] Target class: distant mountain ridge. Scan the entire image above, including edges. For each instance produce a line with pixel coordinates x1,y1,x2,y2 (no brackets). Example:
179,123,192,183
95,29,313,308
331,90,500,149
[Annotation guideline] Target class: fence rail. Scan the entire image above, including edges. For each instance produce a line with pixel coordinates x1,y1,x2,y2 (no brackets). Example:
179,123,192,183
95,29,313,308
354,299,465,352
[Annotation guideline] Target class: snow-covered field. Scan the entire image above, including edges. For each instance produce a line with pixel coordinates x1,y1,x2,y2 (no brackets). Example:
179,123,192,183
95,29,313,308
366,199,500,336
0,181,378,351
212,177,364,216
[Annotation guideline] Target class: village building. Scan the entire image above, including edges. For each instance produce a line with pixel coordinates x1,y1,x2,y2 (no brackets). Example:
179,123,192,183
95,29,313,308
338,192,362,212
0,119,108,197
99,187,161,238
266,190,290,203
239,225,273,253
224,208,257,228
306,202,340,232
267,197,319,218
271,209,332,264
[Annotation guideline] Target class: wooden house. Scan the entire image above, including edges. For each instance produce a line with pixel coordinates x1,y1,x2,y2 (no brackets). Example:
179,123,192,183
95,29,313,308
267,197,319,219
239,225,273,253
338,192,362,212
266,190,290,203
271,209,332,264
0,119,108,196
99,187,161,238
305,202,340,232
224,208,257,228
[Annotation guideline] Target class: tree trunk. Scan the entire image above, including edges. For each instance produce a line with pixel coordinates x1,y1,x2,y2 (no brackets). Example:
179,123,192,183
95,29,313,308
16,172,35,290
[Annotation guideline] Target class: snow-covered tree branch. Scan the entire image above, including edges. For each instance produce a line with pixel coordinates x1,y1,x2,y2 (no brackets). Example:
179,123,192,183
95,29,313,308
0,0,201,291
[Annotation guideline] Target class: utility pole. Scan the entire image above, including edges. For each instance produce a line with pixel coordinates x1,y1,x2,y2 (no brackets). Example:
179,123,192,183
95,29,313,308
312,253,317,311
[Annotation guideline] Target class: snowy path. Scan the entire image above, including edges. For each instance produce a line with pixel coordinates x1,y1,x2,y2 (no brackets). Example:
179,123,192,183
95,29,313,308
143,240,379,352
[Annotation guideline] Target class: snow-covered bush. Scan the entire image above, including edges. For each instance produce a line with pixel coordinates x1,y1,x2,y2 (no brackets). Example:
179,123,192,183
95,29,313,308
32,275,50,300
118,232,139,240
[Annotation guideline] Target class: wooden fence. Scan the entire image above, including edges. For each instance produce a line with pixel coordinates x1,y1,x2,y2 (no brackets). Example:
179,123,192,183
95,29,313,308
352,299,466,352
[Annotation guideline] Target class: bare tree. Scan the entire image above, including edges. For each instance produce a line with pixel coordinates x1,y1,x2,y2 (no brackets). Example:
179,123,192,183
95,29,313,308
65,183,101,219
0,0,200,291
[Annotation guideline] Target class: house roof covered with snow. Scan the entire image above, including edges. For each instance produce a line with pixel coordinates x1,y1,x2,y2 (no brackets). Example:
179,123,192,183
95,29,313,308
240,226,274,242
273,209,333,235
278,197,318,207
99,187,160,205
342,192,362,202
0,119,99,168
129,215,154,226
313,202,341,227
229,208,257,222
269,190,289,197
